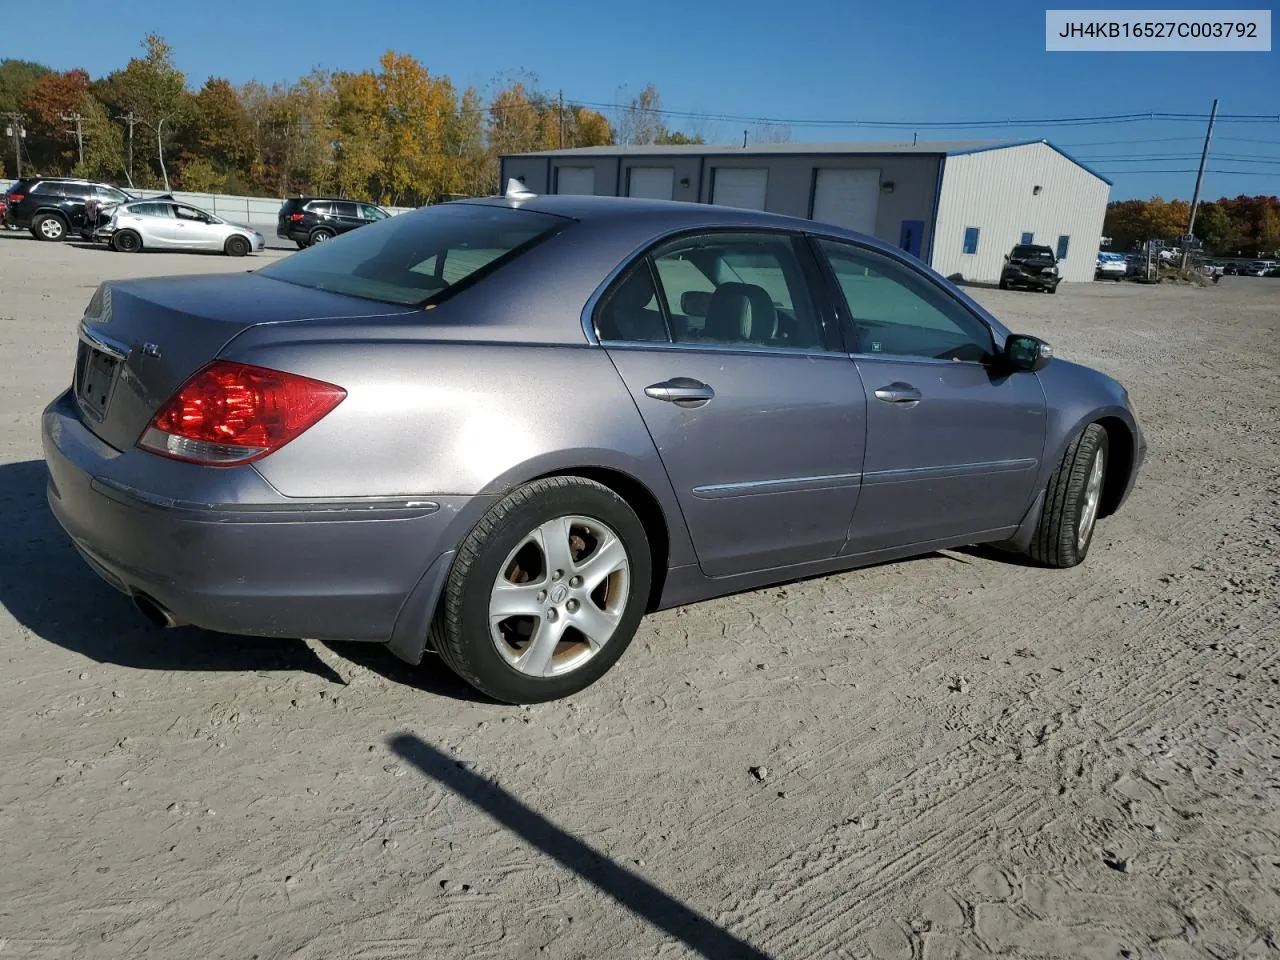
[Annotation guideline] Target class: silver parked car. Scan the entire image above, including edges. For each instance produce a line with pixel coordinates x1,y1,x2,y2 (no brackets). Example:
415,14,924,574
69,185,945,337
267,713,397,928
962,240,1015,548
43,184,1146,703
97,198,265,256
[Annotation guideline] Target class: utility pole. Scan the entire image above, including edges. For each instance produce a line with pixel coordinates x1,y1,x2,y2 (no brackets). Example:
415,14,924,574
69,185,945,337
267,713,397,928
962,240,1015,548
3,113,25,178
1181,97,1218,270
115,111,136,187
558,90,565,149
61,111,85,167
156,116,171,192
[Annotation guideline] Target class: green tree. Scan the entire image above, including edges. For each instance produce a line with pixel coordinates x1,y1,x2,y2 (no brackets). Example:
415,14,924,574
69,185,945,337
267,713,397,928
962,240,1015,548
0,58,50,113
75,91,125,181
1191,202,1232,253
97,34,187,188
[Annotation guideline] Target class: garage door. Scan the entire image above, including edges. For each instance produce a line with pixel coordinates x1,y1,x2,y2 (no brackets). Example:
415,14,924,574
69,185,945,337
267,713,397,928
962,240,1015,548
812,168,881,235
556,166,596,195
712,168,768,210
628,167,675,200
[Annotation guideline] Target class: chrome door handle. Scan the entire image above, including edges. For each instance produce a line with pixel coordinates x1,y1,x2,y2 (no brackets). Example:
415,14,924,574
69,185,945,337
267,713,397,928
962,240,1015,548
873,382,922,405
644,378,715,406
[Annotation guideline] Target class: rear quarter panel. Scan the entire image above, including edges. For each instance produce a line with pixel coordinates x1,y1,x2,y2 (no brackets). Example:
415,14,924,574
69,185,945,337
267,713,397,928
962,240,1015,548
224,335,697,567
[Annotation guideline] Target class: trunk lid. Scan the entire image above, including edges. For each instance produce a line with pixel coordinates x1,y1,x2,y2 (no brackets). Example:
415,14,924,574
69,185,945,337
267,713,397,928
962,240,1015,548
73,272,417,452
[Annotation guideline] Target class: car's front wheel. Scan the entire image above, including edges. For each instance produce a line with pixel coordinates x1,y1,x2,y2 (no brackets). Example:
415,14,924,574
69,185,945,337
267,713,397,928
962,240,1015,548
1027,423,1108,568
430,477,652,703
224,235,250,257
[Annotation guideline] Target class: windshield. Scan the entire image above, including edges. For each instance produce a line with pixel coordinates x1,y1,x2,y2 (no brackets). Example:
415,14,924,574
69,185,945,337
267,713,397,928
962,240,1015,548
259,203,566,306
1012,245,1055,260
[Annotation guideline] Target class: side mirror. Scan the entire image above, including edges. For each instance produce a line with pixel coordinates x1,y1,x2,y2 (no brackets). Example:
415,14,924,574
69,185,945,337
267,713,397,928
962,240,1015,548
681,290,712,317
1003,333,1052,373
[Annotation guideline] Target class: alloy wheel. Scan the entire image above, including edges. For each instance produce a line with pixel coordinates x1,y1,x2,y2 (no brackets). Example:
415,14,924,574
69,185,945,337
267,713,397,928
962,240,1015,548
488,515,630,678
1077,448,1105,551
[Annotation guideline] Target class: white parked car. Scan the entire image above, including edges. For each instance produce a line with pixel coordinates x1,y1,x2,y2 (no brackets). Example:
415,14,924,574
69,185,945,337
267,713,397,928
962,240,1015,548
97,199,265,256
1095,252,1127,281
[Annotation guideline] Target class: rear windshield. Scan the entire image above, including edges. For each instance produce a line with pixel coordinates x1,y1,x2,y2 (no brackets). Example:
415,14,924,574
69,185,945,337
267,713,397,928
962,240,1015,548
259,203,566,306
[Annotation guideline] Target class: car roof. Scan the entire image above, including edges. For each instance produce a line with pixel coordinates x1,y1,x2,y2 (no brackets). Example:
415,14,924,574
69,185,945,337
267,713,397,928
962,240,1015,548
451,193,841,234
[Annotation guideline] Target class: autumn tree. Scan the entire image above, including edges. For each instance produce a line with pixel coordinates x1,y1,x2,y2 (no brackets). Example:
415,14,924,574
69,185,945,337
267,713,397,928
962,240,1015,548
20,69,91,172
179,77,252,191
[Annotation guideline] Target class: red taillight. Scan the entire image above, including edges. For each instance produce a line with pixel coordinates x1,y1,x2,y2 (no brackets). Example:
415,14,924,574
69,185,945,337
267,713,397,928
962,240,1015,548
8,194,24,203
289,212,304,221
138,361,346,466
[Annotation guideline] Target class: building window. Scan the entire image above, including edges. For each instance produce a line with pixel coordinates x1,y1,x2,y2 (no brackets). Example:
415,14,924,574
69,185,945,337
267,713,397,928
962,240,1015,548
1021,231,1034,245
962,226,980,255
1057,235,1070,260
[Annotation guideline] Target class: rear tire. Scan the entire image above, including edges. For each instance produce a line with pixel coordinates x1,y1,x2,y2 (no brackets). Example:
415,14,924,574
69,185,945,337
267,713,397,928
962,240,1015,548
111,230,141,253
430,477,653,704
224,235,250,257
32,213,67,242
309,228,334,245
1026,423,1109,568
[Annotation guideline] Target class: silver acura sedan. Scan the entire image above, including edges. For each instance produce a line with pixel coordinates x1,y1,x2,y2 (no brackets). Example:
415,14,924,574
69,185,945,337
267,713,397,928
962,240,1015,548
43,184,1146,703
97,197,265,256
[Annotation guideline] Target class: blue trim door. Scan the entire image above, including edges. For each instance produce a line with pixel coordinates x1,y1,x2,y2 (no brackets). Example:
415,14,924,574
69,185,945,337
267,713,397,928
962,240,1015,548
898,219,924,259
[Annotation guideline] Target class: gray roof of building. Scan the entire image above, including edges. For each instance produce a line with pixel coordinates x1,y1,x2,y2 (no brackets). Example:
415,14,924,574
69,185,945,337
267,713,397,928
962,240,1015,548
502,138,1112,185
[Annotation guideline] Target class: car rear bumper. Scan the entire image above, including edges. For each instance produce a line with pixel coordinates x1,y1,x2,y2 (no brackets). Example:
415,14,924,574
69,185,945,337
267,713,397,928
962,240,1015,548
41,388,474,644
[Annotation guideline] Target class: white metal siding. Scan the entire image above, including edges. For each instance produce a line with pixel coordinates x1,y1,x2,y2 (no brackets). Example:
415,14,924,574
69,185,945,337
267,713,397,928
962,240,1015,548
556,166,596,195
711,168,768,209
627,167,675,200
930,143,1110,284
811,168,881,234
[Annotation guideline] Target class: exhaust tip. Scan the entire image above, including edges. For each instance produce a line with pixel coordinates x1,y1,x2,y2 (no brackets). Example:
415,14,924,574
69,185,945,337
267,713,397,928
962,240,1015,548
132,593,177,629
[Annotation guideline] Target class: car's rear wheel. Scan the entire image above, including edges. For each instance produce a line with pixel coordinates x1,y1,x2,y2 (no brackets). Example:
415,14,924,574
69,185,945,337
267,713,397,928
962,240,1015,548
1027,423,1108,568
224,235,250,257
111,230,141,253
430,477,652,703
310,228,334,245
32,213,67,242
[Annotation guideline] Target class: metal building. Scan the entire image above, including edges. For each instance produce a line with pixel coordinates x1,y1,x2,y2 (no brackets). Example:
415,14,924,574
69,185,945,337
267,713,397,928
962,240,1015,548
499,139,1112,284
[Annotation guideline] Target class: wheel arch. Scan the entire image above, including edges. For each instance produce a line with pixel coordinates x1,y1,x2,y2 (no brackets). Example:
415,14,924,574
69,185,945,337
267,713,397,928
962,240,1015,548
1094,415,1135,519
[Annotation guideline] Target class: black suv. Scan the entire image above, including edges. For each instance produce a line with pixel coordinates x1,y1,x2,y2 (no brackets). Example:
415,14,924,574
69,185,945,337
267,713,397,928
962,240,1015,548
999,244,1061,293
277,197,391,248
3,177,133,241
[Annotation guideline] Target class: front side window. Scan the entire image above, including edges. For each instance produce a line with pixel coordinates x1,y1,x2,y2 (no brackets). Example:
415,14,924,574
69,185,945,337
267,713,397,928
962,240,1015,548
360,204,388,221
649,232,826,350
817,238,994,363
259,203,565,306
174,205,208,222
963,226,980,255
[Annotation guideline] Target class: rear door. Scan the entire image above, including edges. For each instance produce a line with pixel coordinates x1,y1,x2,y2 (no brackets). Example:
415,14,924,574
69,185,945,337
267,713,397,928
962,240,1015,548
813,237,1046,553
597,229,866,577
332,201,364,233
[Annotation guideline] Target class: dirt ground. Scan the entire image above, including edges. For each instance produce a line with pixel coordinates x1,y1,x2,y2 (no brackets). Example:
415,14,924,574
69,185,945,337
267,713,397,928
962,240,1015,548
1,232,1277,960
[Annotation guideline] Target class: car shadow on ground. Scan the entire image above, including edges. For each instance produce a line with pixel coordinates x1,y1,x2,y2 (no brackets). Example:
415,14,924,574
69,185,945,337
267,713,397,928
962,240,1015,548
389,733,774,960
0,457,479,699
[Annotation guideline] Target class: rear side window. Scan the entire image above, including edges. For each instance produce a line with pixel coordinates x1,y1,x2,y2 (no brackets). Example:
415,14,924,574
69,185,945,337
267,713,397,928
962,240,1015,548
333,201,360,218
306,201,332,216
259,203,566,306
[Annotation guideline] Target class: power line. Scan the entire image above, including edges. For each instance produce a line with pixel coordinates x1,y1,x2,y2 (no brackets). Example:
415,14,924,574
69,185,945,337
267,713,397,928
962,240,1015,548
1081,155,1280,164
1092,168,1280,176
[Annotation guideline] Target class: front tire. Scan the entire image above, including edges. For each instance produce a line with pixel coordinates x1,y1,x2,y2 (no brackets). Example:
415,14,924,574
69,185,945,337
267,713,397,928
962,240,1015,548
430,477,653,703
32,213,67,241
111,230,141,253
1027,423,1108,568
224,235,250,257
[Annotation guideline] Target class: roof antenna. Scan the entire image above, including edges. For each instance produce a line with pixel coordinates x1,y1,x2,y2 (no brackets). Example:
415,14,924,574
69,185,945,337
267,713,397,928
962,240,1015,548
913,131,918,146
504,178,536,203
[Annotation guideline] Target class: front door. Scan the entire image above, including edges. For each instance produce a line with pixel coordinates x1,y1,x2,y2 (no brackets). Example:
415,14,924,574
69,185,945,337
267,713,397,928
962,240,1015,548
596,230,866,577
898,219,924,259
813,237,1046,553
172,204,222,250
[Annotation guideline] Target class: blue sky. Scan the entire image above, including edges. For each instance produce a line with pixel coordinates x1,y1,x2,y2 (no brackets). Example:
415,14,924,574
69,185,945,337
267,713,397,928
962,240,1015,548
15,0,1278,200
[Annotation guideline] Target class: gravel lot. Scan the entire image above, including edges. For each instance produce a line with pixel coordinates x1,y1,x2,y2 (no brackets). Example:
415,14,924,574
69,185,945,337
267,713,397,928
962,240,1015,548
1,233,1277,960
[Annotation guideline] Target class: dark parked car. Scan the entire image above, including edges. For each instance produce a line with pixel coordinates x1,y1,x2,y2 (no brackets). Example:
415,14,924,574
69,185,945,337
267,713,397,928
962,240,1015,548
43,184,1146,704
277,196,391,247
3,176,133,241
999,244,1062,293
